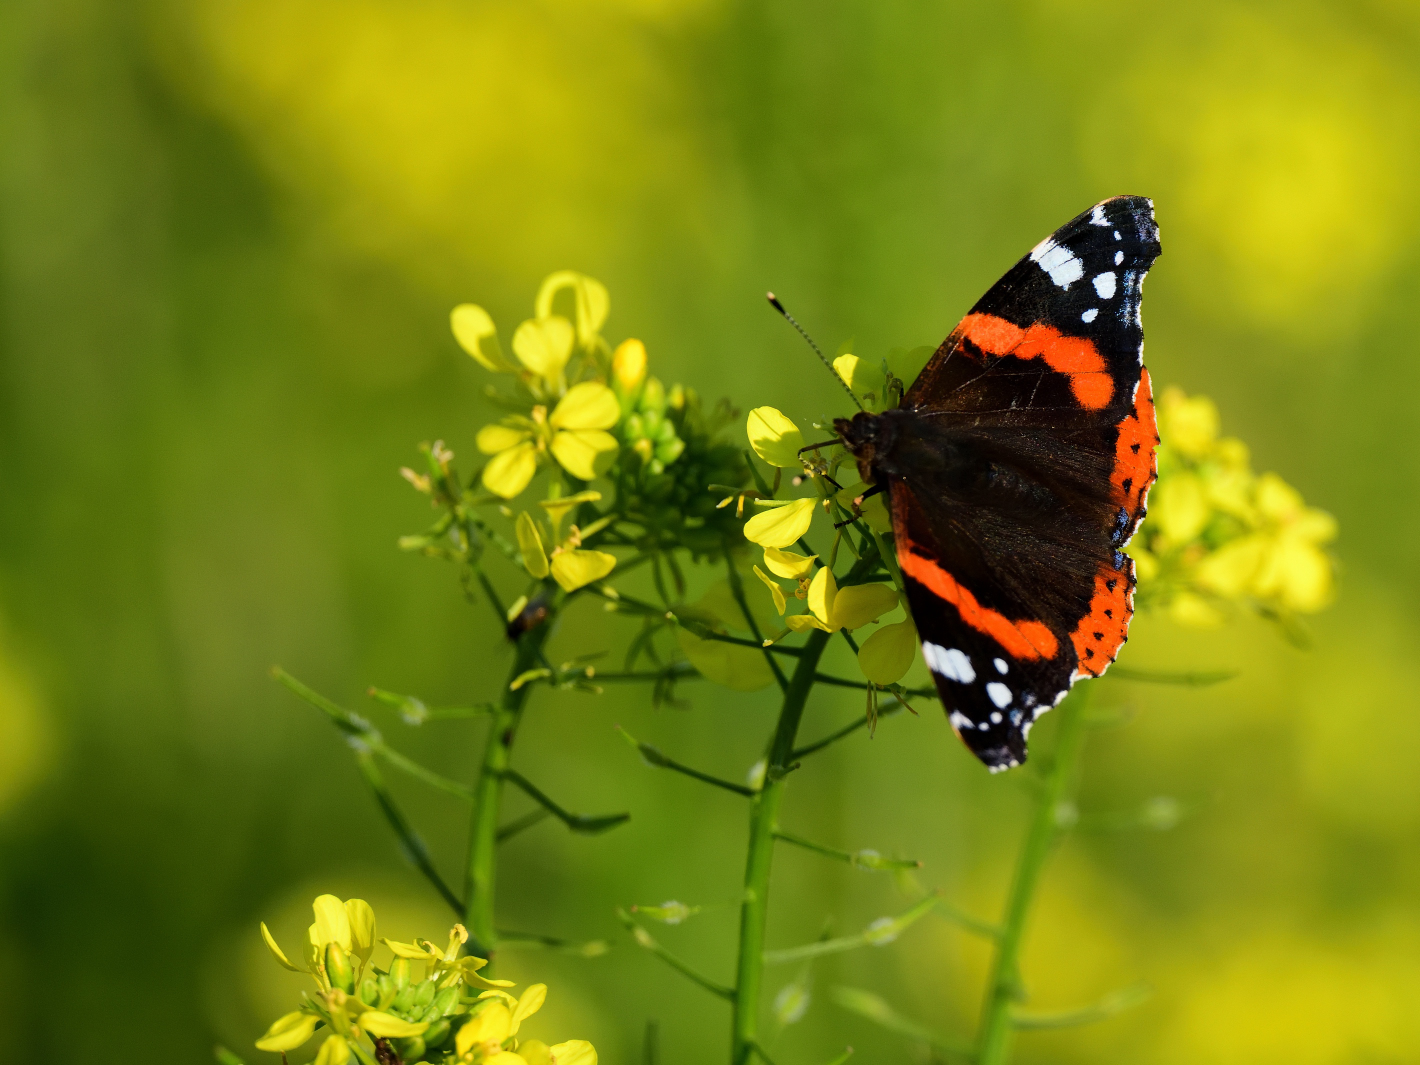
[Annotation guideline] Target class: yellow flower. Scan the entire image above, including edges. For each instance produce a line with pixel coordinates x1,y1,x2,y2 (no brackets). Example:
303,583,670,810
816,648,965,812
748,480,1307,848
785,567,899,634
550,549,617,593
313,1034,352,1065
762,546,816,579
535,271,609,352
478,383,621,499
451,304,517,373
612,338,647,394
260,894,375,990
744,498,817,549
746,406,805,468
834,480,892,533
1158,387,1220,458
256,1011,321,1053
512,316,576,385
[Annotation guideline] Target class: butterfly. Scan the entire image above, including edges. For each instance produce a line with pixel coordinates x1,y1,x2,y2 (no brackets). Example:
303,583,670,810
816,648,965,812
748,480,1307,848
837,196,1161,770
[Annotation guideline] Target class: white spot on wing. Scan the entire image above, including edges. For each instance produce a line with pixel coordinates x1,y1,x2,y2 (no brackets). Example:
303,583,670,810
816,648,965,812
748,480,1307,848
924,643,975,684
1113,230,1121,240
1081,308,1099,323
993,658,1008,674
1115,250,1124,265
986,682,1013,709
1090,204,1110,226
1093,272,1117,299
990,711,1003,723
949,710,973,733
1029,238,1084,289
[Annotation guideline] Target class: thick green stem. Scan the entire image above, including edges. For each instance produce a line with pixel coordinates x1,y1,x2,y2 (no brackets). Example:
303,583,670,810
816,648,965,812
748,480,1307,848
975,691,1090,1064
464,623,552,958
731,627,832,1065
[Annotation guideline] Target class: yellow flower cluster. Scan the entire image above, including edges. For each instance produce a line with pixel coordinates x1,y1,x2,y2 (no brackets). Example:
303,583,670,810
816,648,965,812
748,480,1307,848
734,403,918,687
455,272,622,500
255,895,595,1065
1131,388,1337,627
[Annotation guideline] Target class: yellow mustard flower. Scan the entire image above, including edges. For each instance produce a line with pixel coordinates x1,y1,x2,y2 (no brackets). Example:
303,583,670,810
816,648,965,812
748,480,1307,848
744,498,817,549
746,406,805,468
478,382,621,499
779,566,899,634
514,502,618,592
857,617,918,685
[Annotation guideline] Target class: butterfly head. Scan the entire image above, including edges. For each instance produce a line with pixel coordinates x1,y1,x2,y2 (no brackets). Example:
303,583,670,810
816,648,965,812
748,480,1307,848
834,411,896,485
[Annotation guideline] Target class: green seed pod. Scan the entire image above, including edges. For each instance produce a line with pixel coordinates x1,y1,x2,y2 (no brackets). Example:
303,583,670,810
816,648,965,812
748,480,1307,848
325,943,355,994
390,957,411,992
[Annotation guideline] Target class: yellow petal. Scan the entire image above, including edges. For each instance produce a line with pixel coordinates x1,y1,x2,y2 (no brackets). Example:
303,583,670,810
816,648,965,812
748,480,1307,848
539,490,602,533
676,629,775,691
451,304,515,373
343,900,375,966
510,983,547,1034
459,1002,513,1049
312,894,351,951
612,338,647,392
744,498,816,549
806,565,837,625
834,481,891,533
785,613,831,633
1255,471,1304,522
512,316,575,379
260,922,304,973
746,406,806,468
487,1055,530,1065
477,424,532,455
762,546,816,579
255,1011,319,1053
1153,472,1210,545
1194,535,1268,599
516,512,550,579
1255,536,1334,613
551,429,619,481
551,381,621,431
1168,590,1225,628
358,1011,430,1038
483,442,538,499
519,1040,554,1065
314,1035,352,1065
857,619,917,685
551,549,618,592
1292,507,1338,544
549,1039,599,1065
753,566,787,615
381,937,439,960
535,270,609,347
831,582,900,631
833,353,885,401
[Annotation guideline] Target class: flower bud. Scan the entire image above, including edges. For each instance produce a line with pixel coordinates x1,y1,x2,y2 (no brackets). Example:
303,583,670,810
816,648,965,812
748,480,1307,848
325,943,355,994
422,1017,452,1048
641,377,666,414
392,982,417,1013
358,977,380,1007
428,985,461,1019
390,958,411,992
612,338,647,394
397,1035,427,1061
413,978,437,1010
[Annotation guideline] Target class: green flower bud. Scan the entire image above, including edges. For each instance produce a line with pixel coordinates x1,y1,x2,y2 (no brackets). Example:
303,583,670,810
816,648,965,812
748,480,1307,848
412,978,437,1010
376,973,396,1008
358,977,380,1007
422,1018,451,1048
396,1035,427,1061
392,982,417,1013
428,985,461,1019
325,942,354,994
641,377,666,413
390,957,411,992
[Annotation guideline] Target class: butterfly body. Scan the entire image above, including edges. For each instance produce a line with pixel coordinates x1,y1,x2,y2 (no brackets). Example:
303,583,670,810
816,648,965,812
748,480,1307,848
837,196,1162,770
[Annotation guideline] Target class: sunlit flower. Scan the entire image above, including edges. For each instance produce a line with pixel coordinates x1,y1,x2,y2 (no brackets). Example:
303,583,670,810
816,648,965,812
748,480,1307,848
778,566,899,634
744,498,817,548
478,382,621,498
746,406,805,468
857,617,918,684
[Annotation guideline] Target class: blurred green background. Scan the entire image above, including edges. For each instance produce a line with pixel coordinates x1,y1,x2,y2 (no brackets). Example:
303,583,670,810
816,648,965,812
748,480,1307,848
2,1,1419,1061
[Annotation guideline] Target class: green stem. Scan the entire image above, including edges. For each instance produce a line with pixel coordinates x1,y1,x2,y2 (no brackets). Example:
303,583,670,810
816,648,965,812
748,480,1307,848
464,622,553,958
975,691,1090,1064
731,627,832,1065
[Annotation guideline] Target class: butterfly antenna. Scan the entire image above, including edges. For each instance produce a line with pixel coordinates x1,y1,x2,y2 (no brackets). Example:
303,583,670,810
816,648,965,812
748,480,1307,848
766,292,863,412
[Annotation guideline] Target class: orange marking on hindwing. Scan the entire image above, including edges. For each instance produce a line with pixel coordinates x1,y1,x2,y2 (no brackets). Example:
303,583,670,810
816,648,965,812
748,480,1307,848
898,543,1060,661
1112,367,1158,517
958,313,1114,409
1070,559,1135,678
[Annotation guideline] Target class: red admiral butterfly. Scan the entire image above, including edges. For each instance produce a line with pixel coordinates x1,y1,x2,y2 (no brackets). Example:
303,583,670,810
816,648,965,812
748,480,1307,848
837,197,1161,771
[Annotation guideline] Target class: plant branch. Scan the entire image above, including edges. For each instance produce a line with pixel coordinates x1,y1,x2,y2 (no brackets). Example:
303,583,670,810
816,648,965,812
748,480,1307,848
772,829,921,871
790,703,907,760
1105,665,1237,686
831,987,973,1060
762,892,940,965
724,547,789,692
503,768,631,834
353,749,462,915
618,726,755,797
975,689,1091,1065
1010,984,1150,1030
618,908,735,1001
496,807,551,843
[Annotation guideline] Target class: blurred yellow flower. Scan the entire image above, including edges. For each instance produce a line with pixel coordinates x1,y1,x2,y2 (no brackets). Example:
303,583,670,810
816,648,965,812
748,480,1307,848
451,304,517,373
611,337,647,394
1135,387,1337,627
857,617,917,685
785,567,898,634
535,271,609,353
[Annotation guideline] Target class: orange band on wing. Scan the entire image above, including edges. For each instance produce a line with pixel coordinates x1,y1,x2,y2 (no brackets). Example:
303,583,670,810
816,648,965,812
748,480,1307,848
1112,367,1158,513
958,313,1113,409
1069,560,1135,678
899,546,1059,661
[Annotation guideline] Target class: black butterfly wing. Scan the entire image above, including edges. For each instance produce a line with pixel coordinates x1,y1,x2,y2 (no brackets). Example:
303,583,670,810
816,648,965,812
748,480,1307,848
892,197,1161,769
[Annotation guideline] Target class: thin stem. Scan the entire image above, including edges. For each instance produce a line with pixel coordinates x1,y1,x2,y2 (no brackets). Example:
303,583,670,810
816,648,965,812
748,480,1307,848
725,548,789,692
731,627,832,1065
762,892,940,965
618,726,756,797
503,768,631,834
975,690,1091,1065
619,909,735,1000
464,623,552,958
353,750,462,915
772,829,921,871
